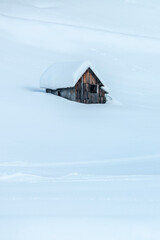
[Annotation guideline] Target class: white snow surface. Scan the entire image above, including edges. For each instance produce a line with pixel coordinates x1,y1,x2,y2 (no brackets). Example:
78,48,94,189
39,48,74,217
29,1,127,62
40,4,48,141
1,0,160,239
40,60,107,90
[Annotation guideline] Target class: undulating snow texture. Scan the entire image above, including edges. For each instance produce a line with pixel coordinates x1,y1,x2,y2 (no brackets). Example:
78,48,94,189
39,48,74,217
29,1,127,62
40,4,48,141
0,0,160,239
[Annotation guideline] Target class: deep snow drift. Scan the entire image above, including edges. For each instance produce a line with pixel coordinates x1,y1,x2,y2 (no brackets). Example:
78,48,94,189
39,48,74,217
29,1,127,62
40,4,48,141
0,0,160,239
40,60,109,90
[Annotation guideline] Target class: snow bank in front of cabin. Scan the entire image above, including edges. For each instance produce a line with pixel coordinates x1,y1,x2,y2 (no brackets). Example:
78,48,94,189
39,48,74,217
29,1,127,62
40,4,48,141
40,60,109,91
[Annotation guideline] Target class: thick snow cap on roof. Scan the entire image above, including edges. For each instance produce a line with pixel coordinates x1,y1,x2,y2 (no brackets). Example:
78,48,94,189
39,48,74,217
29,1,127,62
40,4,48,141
40,61,108,91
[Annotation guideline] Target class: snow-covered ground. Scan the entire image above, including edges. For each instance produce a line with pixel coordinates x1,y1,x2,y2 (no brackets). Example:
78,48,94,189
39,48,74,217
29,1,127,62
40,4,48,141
0,0,160,239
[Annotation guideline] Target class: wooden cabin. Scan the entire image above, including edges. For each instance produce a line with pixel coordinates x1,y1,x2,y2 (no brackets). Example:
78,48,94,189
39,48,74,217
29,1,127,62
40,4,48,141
40,61,109,104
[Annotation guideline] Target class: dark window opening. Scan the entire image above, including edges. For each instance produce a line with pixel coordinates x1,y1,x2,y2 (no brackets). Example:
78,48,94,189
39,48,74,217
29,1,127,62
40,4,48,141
58,91,61,96
90,84,97,93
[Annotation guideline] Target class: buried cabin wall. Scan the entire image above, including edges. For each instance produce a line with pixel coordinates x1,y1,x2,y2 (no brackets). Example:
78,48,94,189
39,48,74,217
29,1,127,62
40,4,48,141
75,68,106,104
46,88,76,102
46,68,107,104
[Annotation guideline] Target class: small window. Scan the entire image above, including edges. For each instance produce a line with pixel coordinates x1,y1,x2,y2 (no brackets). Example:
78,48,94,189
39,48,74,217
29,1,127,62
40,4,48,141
90,84,97,93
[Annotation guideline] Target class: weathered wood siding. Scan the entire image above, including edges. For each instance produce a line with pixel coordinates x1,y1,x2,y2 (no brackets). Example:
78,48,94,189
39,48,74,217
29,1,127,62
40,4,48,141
46,87,76,101
46,67,107,104
75,68,107,104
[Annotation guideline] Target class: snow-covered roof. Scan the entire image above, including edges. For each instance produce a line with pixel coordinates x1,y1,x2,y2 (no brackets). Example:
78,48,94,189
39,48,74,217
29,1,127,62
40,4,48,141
40,61,108,91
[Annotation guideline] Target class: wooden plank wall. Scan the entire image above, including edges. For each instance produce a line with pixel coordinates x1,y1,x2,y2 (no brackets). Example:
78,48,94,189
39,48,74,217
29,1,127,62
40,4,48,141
75,68,106,104
46,68,107,104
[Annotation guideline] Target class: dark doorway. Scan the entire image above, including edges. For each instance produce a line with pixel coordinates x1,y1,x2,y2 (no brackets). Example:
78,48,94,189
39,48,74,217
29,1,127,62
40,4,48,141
58,91,61,96
90,84,97,93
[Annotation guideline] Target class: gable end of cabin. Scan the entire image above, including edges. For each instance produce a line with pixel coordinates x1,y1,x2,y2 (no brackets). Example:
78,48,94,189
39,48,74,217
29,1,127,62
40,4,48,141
75,68,107,104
